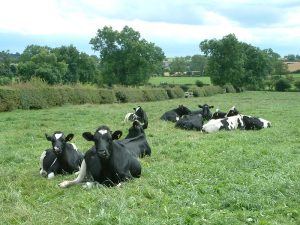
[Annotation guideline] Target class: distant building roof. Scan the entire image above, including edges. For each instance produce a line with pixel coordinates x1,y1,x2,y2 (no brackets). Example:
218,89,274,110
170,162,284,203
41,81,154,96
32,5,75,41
284,61,300,72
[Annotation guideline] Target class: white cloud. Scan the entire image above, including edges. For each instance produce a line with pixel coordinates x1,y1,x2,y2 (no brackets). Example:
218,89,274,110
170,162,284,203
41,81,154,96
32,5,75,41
0,0,299,56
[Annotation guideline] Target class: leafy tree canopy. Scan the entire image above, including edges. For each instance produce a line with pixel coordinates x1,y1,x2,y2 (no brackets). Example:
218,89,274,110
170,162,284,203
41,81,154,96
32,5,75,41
90,26,165,85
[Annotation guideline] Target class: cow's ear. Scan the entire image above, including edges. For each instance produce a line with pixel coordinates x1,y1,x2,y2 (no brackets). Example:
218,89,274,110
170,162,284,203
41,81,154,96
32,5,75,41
45,133,52,141
133,107,136,111
82,132,94,141
65,133,74,142
112,130,122,140
209,105,214,108
198,105,203,108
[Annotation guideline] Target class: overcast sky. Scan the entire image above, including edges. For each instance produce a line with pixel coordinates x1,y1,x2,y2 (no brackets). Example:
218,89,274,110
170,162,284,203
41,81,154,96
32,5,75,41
0,0,299,57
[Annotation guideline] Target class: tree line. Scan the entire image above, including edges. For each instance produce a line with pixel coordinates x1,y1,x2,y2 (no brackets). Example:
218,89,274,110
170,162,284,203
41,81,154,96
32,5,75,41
0,26,291,90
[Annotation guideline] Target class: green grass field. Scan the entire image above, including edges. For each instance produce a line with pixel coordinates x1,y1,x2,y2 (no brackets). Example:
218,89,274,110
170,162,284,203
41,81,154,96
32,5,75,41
1,91,300,224
149,76,211,85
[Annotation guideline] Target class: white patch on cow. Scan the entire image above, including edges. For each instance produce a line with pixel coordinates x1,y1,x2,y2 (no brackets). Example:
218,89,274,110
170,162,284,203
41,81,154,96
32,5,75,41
39,150,47,171
98,129,108,135
176,116,179,121
135,106,141,112
54,133,63,140
48,172,55,179
70,143,78,151
259,118,272,128
202,119,223,133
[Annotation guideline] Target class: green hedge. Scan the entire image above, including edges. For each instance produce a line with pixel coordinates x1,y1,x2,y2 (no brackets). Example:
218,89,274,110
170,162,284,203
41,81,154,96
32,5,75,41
0,85,224,112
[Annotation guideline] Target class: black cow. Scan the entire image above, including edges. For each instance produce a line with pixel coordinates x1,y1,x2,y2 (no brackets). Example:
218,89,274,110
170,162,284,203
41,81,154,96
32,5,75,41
39,149,61,179
134,106,148,129
175,114,204,131
212,109,227,119
59,126,141,188
191,104,214,121
122,121,151,157
242,115,271,130
160,105,191,122
44,132,83,175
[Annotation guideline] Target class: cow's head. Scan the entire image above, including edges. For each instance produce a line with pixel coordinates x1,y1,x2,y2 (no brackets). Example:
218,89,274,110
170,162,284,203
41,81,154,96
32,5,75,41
199,104,214,120
82,126,122,159
212,108,226,119
134,106,143,120
177,105,192,116
226,106,239,117
126,120,145,139
45,132,74,154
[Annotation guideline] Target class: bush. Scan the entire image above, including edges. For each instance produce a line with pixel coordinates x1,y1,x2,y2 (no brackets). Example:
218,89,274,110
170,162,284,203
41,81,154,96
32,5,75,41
223,84,236,93
275,78,291,92
195,80,204,87
179,84,189,92
0,87,20,111
143,88,169,101
165,87,184,99
294,80,300,91
114,88,145,103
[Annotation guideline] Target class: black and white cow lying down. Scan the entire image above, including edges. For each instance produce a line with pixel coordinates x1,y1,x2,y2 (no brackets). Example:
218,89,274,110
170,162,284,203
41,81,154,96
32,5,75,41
123,106,148,129
202,114,271,133
191,104,214,121
160,105,191,122
40,132,83,179
59,125,142,188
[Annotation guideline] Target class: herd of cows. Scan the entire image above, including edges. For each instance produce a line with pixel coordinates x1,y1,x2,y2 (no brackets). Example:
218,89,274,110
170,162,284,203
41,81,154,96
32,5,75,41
39,104,271,188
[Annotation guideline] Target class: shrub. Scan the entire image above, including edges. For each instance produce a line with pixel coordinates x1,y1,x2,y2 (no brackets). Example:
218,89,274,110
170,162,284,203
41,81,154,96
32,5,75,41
143,88,169,101
275,78,291,92
0,87,20,111
195,80,204,87
223,84,236,93
294,80,300,91
114,88,145,103
179,84,189,92
165,87,184,99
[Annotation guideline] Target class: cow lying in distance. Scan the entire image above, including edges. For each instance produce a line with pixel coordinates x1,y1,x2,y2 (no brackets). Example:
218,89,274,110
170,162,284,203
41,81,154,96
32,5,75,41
122,121,151,157
242,115,271,130
123,112,138,124
175,114,204,131
59,126,141,188
160,105,191,122
202,114,271,133
41,132,83,178
191,104,214,121
202,115,245,133
226,106,240,117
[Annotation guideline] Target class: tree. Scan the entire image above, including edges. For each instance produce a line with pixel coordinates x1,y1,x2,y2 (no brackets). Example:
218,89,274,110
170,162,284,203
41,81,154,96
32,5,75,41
275,78,291,91
190,55,207,76
241,43,270,90
18,46,68,84
200,34,245,88
169,57,188,75
90,26,165,85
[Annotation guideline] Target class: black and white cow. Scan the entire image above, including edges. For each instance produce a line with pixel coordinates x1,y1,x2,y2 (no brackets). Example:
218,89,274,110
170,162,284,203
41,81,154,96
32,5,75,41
191,104,214,121
59,126,141,188
39,149,61,179
134,106,148,129
175,114,204,131
242,115,271,130
44,132,83,175
226,106,240,117
122,121,151,157
202,115,245,133
160,105,191,122
123,113,138,123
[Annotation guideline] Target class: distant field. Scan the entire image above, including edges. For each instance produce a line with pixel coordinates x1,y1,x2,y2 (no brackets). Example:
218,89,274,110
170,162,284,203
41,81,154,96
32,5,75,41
1,91,300,224
149,76,211,85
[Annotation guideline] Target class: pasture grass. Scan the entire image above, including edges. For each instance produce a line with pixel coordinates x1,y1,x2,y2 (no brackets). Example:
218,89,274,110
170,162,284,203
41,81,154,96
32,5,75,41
148,76,211,85
0,91,300,224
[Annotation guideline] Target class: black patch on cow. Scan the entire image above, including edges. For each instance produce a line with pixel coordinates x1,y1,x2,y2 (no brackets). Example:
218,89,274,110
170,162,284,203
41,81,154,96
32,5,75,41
175,114,203,131
242,116,264,130
220,118,230,130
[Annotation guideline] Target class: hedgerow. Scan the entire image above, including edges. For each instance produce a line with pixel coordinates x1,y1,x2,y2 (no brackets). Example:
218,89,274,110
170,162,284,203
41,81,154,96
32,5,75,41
0,83,223,112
